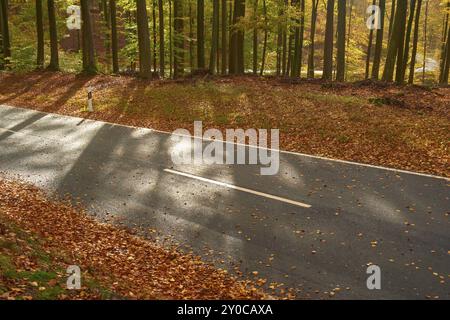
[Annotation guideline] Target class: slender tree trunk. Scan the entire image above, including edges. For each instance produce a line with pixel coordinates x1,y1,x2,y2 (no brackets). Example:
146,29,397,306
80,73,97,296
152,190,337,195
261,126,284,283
252,0,258,74
169,0,173,77
0,0,11,69
36,0,44,69
291,0,300,77
47,0,59,70
158,0,164,77
399,0,417,83
152,0,157,73
221,0,227,74
345,0,353,80
189,1,194,71
236,0,245,74
276,3,283,76
136,0,152,78
281,0,289,76
110,0,119,73
372,0,385,79
322,0,335,81
0,2,3,69
229,0,245,75
408,0,422,84
260,0,268,76
394,0,408,83
440,20,450,84
439,1,449,83
197,0,205,69
173,0,184,78
209,0,220,74
336,0,346,81
292,0,305,78
382,0,407,82
286,34,293,77
365,0,376,80
422,0,428,84
388,0,396,39
81,0,97,74
102,0,111,71
307,0,319,78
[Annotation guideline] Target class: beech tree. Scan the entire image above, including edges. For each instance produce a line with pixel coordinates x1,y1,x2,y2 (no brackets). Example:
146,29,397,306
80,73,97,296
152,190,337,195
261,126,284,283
173,0,184,77
197,0,205,69
336,0,346,81
229,0,245,75
307,0,319,78
47,0,59,70
383,0,408,83
408,0,422,84
35,0,44,69
80,0,96,74
372,0,386,80
322,0,334,81
136,0,152,78
110,0,119,74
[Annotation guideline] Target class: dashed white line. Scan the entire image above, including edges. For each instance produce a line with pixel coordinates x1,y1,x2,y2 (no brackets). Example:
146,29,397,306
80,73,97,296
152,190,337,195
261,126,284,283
164,168,312,209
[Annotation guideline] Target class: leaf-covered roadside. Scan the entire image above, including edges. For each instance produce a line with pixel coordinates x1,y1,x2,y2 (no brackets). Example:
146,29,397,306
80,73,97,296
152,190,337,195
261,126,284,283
0,71,448,177
0,215,119,300
0,178,281,300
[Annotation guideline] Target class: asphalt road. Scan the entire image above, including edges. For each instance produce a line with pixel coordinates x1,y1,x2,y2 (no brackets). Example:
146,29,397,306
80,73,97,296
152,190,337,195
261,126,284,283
0,104,448,299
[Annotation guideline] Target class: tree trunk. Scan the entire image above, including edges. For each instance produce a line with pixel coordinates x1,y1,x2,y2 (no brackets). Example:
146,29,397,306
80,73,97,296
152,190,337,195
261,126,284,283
394,0,408,83
440,21,450,84
408,0,422,84
221,0,227,74
158,0,165,77
307,0,319,78
365,0,376,80
322,0,335,81
110,0,119,73
388,0,396,39
189,1,194,71
252,0,258,74
422,0,428,83
209,0,219,74
345,0,353,80
276,3,283,76
281,0,288,76
36,0,44,69
399,0,417,83
382,0,407,82
336,0,346,81
229,0,245,75
81,0,97,74
102,0,111,71
152,0,157,73
291,0,305,78
260,0,268,76
439,1,449,83
47,0,59,70
0,0,11,69
197,0,205,69
173,0,184,78
136,0,152,78
371,0,385,80
169,0,173,77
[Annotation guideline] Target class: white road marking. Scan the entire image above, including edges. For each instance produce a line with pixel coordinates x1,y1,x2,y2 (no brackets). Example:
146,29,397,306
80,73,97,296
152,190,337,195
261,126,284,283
164,168,312,208
1,104,448,181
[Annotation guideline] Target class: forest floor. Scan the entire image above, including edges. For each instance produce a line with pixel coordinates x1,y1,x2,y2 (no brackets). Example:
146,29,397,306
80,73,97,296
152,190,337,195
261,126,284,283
0,177,278,300
0,71,448,177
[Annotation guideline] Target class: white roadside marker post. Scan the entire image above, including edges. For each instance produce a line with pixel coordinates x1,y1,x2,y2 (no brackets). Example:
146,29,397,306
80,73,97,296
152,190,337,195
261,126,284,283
87,86,94,112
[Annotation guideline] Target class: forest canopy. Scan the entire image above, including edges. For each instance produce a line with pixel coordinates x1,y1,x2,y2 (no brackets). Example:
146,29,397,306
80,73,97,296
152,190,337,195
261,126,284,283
0,0,449,84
